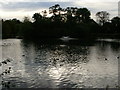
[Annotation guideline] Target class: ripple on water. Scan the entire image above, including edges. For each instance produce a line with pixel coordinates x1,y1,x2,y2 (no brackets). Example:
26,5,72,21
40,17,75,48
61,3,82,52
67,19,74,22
2,39,119,88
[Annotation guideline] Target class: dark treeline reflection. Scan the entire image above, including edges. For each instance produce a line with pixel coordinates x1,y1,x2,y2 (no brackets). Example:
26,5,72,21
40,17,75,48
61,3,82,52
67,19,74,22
2,4,120,39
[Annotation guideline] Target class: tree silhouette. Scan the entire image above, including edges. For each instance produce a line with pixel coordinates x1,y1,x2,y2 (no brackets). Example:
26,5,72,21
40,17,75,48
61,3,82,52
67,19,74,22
2,4,120,39
111,16,120,25
65,7,77,23
49,4,62,15
2,19,21,38
32,13,42,22
111,16,120,33
75,8,91,23
23,16,31,23
49,4,63,22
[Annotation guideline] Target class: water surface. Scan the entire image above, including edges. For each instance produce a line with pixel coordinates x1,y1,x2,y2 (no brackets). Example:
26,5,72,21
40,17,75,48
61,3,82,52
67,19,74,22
1,39,120,88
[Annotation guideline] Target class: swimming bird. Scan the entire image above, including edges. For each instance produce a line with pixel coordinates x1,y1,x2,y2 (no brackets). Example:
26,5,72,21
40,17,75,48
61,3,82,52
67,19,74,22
9,67,11,69
0,63,2,66
2,61,7,64
105,58,107,60
117,56,119,59
22,55,25,57
7,70,11,74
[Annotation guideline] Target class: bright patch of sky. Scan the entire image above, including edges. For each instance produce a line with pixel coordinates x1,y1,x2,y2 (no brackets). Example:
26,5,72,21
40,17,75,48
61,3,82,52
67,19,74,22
0,0,119,21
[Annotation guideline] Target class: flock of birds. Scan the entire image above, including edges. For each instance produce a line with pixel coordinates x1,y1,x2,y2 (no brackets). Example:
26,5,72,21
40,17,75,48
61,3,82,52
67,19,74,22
0,58,13,77
0,58,12,66
104,56,119,60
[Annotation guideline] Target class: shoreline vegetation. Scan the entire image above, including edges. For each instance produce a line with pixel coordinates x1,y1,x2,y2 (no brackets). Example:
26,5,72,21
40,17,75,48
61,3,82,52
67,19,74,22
2,4,120,40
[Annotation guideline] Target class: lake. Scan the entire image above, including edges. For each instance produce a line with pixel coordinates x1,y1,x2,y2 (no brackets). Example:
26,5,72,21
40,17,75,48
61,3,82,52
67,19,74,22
1,38,120,88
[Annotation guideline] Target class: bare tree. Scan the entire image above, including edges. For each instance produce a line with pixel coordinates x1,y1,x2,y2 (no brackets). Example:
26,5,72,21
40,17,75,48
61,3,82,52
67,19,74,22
23,16,31,23
96,11,110,25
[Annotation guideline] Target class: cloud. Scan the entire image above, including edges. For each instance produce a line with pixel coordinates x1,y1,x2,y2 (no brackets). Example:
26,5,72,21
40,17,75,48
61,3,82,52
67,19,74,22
0,0,119,2
0,2,73,11
0,2,73,20
0,1,119,20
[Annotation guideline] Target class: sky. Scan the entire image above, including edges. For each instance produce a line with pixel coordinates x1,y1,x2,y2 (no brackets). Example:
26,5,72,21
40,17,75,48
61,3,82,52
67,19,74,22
0,0,119,21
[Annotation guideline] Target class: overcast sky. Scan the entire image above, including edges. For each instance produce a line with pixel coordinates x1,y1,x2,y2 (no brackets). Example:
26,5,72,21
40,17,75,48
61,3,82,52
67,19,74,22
0,0,119,21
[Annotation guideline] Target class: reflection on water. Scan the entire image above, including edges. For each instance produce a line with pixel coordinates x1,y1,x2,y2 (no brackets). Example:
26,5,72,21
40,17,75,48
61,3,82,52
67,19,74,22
1,39,120,88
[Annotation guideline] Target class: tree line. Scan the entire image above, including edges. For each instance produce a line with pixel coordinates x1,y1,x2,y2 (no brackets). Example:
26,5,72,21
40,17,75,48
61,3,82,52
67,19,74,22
2,4,120,39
